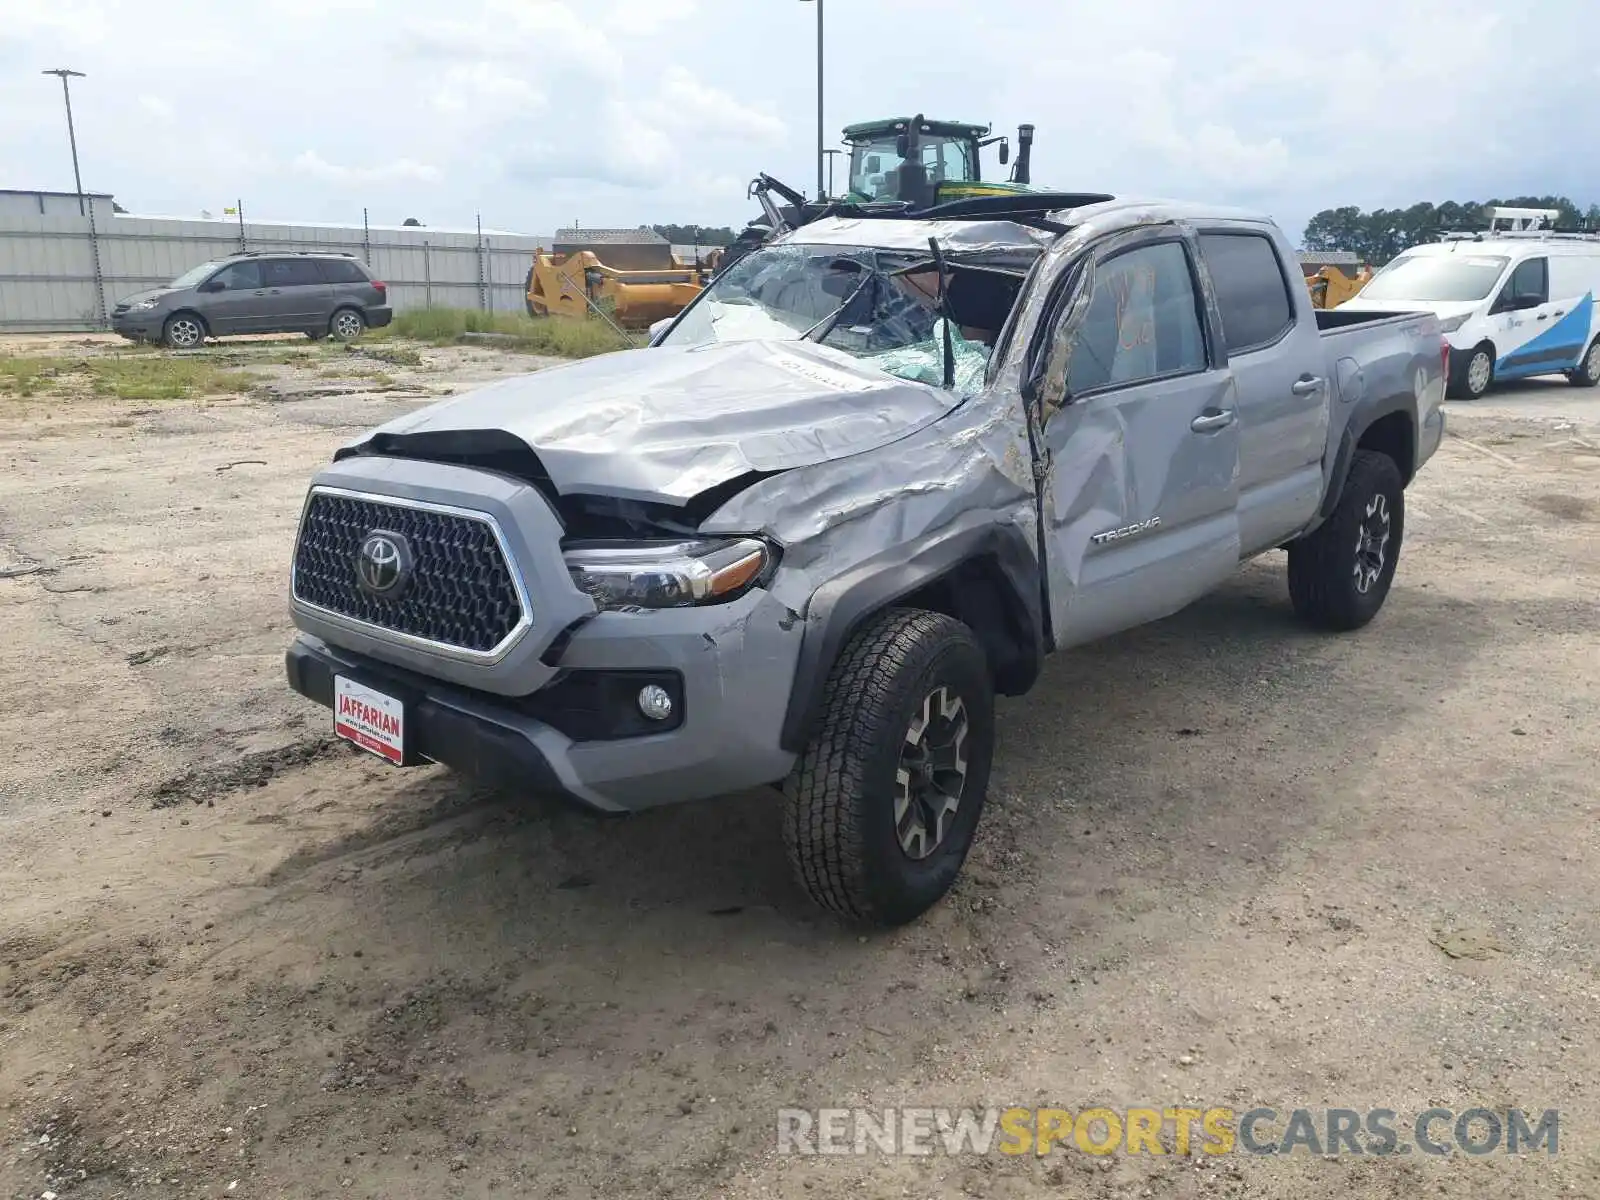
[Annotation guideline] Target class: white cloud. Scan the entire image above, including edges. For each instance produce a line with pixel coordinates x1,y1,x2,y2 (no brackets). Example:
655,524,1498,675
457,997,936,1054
138,95,174,121
291,151,440,186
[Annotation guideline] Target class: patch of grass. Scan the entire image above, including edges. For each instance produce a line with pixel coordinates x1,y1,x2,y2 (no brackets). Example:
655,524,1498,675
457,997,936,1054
372,308,636,357
87,357,259,400
0,356,60,397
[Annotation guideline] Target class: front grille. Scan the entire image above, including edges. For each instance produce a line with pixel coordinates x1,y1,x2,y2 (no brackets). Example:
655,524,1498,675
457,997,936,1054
292,491,526,654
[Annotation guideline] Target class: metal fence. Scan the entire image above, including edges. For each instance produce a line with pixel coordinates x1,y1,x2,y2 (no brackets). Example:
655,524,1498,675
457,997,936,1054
0,210,551,332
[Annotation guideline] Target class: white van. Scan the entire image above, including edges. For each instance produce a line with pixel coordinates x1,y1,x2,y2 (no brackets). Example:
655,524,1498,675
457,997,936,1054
1341,220,1600,399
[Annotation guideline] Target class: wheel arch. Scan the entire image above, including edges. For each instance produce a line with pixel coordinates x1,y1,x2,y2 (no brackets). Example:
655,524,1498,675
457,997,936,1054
1320,398,1418,522
778,523,1044,754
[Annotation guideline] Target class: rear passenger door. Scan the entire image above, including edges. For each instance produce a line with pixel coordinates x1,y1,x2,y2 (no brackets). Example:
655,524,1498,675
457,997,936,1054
1038,229,1243,650
1198,229,1328,556
259,258,333,331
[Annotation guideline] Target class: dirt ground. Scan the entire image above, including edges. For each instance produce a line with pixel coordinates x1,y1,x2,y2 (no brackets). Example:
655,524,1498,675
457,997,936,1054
2,334,1598,1200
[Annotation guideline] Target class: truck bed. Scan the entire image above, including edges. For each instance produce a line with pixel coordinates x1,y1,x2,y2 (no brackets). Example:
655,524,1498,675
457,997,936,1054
1315,308,1429,336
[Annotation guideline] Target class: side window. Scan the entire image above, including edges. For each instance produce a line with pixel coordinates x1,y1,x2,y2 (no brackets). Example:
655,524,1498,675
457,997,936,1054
209,261,260,291
318,259,368,284
1504,257,1548,305
1198,232,1294,353
262,259,324,287
1065,241,1206,395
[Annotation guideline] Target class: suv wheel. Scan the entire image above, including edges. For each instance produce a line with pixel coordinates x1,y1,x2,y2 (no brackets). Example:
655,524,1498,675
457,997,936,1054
330,308,366,341
1568,338,1600,387
1287,449,1405,631
782,609,995,926
161,313,205,350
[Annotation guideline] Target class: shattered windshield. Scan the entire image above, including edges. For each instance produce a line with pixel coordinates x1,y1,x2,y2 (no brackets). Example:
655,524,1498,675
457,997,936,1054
658,243,1013,393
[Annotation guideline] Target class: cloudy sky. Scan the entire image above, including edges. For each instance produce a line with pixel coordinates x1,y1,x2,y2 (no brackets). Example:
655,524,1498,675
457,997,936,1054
1,0,1594,240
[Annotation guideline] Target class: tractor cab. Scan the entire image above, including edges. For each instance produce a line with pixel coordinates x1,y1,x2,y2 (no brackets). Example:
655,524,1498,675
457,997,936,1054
842,115,1034,208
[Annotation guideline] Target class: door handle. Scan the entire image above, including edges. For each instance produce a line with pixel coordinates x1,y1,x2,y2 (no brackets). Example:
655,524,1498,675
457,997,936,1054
1190,409,1236,433
252,290,267,296
1291,376,1324,396
1553,310,1565,317
1536,313,1548,321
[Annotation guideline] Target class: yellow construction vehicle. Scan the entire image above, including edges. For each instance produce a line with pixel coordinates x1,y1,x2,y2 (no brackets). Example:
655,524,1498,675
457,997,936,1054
524,229,708,329
1305,264,1371,310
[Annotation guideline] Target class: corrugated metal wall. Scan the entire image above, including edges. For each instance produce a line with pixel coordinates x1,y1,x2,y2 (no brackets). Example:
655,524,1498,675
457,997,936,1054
0,212,552,332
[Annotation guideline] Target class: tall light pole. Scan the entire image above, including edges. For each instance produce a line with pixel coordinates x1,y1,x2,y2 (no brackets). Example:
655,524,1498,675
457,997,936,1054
799,0,823,200
42,68,87,216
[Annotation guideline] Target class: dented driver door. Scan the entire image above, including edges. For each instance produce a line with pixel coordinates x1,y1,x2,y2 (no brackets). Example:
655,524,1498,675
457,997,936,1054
1035,228,1242,650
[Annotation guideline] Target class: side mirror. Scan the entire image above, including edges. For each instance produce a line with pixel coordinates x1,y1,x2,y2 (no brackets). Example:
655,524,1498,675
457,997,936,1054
200,278,225,293
998,141,1010,165
894,132,909,158
647,317,673,345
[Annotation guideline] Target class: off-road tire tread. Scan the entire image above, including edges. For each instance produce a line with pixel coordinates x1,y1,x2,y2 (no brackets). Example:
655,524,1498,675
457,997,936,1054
782,608,981,923
1288,449,1404,631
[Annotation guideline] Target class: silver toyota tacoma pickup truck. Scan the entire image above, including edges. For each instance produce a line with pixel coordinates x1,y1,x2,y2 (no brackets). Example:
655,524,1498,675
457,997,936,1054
285,194,1445,925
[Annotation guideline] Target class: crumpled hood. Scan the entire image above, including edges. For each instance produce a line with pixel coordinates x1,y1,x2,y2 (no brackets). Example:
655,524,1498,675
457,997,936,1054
342,338,959,504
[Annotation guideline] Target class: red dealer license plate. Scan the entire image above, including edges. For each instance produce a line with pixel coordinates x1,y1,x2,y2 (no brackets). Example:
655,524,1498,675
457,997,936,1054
333,676,405,765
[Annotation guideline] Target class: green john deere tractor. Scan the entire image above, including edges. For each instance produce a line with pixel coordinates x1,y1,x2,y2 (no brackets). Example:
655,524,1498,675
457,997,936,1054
714,114,1037,277
840,115,1035,207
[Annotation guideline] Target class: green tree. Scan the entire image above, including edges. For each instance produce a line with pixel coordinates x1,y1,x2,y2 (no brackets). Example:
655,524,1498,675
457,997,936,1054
1303,195,1598,264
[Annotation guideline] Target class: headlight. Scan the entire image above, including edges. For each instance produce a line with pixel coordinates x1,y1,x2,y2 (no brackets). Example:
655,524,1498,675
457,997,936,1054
1438,315,1468,334
129,298,160,311
564,537,773,610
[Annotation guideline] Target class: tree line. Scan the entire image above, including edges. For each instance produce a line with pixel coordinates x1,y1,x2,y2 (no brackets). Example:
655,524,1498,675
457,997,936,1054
1303,196,1600,266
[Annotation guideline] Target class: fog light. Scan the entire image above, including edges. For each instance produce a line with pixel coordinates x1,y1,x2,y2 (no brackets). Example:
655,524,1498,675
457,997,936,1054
637,684,674,721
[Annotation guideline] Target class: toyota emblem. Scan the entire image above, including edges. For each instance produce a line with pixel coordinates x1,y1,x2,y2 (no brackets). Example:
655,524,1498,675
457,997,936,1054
356,530,412,597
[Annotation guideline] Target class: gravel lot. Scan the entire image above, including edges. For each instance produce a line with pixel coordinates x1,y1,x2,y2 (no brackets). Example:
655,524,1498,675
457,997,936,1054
2,335,1598,1199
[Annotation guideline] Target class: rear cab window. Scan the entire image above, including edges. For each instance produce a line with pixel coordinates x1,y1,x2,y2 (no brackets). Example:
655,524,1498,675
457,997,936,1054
1198,232,1294,353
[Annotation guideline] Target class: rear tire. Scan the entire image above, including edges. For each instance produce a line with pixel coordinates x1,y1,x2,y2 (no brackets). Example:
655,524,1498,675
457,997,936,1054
329,307,365,342
1567,338,1600,387
1448,343,1494,400
1288,449,1405,631
161,312,205,350
782,609,995,926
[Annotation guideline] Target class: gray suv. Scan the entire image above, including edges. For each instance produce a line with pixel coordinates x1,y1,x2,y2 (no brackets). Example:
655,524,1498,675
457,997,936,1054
112,252,392,348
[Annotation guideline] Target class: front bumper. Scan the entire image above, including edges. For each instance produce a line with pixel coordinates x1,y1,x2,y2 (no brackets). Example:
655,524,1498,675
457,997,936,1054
286,586,802,813
112,309,163,339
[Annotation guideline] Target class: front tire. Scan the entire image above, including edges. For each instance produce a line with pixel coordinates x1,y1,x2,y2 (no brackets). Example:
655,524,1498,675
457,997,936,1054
1567,338,1600,387
1288,449,1405,631
161,313,205,350
782,609,996,926
329,307,366,342
1449,343,1494,400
